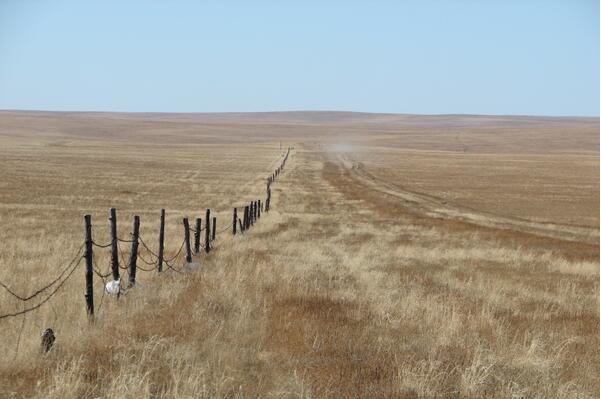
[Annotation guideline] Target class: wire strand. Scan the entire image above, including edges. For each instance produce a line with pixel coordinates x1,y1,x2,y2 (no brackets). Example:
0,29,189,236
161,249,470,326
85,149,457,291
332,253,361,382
163,238,186,263
92,240,112,248
0,243,84,302
0,256,83,320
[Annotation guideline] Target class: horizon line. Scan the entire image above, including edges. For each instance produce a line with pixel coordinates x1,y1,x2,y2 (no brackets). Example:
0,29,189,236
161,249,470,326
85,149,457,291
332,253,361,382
0,108,598,119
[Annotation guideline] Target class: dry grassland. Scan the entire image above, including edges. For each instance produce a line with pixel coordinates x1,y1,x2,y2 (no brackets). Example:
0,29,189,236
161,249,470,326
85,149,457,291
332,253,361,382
0,111,598,398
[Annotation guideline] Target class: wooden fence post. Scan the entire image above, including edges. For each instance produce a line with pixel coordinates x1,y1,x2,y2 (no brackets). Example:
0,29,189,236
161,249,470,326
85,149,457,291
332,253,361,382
258,200,261,218
266,187,271,212
183,218,192,263
233,208,237,235
242,206,246,231
244,206,249,230
84,215,94,319
158,209,165,273
109,208,120,281
194,218,201,253
212,217,217,241
248,203,252,226
205,209,211,253
250,202,254,226
241,207,246,232
128,215,140,286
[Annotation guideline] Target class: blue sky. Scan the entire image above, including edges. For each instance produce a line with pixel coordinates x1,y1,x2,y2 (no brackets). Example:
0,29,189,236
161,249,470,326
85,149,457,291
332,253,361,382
0,1,598,116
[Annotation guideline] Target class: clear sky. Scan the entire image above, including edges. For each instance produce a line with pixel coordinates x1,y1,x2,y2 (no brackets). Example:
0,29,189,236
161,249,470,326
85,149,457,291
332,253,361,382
0,1,599,116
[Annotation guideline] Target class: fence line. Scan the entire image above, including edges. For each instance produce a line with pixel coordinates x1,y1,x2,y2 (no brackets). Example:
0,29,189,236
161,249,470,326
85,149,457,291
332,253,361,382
0,146,292,324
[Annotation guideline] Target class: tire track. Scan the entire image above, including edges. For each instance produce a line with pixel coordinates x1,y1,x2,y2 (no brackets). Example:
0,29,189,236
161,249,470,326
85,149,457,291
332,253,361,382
336,154,599,244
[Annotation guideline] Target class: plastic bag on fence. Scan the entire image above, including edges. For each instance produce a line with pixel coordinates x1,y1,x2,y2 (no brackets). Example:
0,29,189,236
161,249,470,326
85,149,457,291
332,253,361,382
105,280,120,295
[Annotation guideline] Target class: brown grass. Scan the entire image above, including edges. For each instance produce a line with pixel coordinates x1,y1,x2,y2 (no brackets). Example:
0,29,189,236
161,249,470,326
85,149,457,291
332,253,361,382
0,111,598,398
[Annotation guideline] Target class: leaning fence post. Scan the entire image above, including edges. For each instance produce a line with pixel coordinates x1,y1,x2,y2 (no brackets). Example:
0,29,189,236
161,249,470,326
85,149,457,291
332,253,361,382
194,218,201,253
109,208,120,281
84,215,94,319
158,209,165,273
128,216,140,286
233,208,237,235
183,218,192,263
205,209,211,253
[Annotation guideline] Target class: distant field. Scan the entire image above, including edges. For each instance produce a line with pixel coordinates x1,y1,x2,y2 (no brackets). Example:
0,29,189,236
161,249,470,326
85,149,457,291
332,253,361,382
352,150,599,227
0,111,598,398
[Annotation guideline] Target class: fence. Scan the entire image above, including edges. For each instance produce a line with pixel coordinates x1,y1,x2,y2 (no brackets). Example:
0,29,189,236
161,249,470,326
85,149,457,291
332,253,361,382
0,146,291,327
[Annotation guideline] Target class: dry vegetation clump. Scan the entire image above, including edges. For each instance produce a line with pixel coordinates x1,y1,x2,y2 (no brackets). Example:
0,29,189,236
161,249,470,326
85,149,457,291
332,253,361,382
0,112,598,398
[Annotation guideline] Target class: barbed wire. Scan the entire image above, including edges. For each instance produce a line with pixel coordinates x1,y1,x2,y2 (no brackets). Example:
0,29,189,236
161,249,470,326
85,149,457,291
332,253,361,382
138,251,158,267
92,240,112,248
0,255,83,320
216,224,232,234
92,251,112,279
138,235,159,258
163,238,186,263
0,243,84,302
164,259,185,274
116,240,130,270
135,260,159,272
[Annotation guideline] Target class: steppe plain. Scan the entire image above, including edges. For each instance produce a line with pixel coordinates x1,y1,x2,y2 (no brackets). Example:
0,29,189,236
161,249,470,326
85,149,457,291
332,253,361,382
0,111,598,398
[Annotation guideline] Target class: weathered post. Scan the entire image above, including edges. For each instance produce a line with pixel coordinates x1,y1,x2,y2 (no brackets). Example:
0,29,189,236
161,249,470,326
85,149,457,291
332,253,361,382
233,207,238,235
241,207,245,232
158,209,165,272
84,215,94,319
109,208,120,281
241,206,246,231
205,209,211,253
194,218,201,253
183,218,192,263
249,202,253,225
212,217,216,241
128,215,140,286
258,200,261,218
266,187,271,212
244,205,249,230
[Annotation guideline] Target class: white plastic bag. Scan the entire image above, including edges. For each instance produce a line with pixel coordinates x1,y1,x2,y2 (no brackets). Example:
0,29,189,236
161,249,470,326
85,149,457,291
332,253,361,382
105,280,120,295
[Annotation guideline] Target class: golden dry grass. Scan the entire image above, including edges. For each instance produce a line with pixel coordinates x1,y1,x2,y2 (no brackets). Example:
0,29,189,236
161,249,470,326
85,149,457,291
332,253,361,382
0,111,598,398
